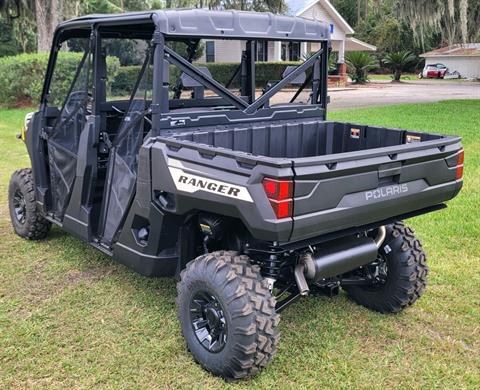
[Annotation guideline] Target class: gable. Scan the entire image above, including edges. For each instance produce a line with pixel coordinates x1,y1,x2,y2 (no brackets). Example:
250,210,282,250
286,0,354,37
300,2,346,39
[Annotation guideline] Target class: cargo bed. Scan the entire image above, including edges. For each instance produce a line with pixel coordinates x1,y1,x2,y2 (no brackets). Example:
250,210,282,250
168,119,446,159
155,118,463,242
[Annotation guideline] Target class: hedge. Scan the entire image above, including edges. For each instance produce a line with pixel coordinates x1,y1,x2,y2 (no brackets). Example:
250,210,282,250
0,53,119,106
0,54,302,106
110,65,141,97
189,61,303,87
110,61,303,96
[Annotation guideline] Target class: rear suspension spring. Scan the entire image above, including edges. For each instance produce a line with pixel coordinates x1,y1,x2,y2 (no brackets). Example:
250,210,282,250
261,252,284,279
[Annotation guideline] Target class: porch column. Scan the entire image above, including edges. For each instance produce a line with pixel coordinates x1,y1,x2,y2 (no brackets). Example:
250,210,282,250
273,41,282,61
338,39,345,63
338,39,347,82
300,41,308,59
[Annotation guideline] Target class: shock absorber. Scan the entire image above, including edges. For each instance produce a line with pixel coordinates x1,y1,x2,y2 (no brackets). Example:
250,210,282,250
261,242,283,290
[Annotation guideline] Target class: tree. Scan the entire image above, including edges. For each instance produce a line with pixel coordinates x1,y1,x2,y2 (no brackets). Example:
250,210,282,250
0,0,58,52
396,0,480,48
331,0,358,27
167,0,287,12
355,15,417,55
0,17,19,56
345,51,377,84
383,51,417,81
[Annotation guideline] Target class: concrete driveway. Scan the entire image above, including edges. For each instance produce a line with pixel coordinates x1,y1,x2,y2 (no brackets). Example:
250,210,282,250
328,80,479,110
269,80,478,110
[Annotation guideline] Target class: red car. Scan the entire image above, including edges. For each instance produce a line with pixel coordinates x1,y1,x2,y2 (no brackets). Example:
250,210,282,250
419,63,448,78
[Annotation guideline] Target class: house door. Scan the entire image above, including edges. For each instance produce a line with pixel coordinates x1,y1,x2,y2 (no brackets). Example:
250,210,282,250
43,38,92,220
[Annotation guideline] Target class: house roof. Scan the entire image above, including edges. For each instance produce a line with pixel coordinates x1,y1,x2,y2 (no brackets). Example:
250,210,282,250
345,37,376,51
421,43,480,58
285,0,354,35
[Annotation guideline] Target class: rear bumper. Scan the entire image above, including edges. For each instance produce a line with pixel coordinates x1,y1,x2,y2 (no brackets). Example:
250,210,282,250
290,179,461,241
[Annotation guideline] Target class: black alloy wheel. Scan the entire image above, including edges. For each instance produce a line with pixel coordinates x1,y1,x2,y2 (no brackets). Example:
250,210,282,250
12,189,27,224
189,290,227,353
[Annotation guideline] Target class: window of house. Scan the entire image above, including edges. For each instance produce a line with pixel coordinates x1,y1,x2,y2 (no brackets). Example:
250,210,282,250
281,42,288,61
289,42,300,61
255,41,268,62
206,41,215,62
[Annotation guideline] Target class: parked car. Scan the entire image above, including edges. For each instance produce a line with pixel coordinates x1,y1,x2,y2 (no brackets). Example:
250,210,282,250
419,63,448,78
8,9,464,380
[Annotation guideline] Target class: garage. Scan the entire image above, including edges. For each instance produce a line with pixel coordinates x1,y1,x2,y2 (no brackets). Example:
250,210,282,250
420,43,480,79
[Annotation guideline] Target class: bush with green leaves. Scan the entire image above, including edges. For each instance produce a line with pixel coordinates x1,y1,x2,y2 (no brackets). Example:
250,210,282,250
111,61,304,96
195,61,303,88
345,52,378,84
0,52,120,107
1,53,309,106
383,51,418,81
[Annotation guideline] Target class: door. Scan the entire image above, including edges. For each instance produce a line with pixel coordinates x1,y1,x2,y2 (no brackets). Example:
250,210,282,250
98,43,152,245
43,37,92,220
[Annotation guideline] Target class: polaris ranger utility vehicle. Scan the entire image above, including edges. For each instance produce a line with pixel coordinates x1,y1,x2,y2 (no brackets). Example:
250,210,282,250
8,9,464,380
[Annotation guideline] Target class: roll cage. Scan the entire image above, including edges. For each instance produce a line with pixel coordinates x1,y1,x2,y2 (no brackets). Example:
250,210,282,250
40,9,331,133
32,9,332,241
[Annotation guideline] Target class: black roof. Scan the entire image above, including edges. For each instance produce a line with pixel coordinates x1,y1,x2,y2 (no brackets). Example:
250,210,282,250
57,9,330,42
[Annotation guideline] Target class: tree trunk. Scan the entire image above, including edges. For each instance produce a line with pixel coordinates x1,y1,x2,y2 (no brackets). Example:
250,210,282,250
35,0,58,52
394,70,401,81
357,0,361,25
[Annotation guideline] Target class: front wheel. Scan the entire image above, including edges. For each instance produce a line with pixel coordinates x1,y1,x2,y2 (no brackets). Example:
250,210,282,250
344,222,428,313
8,168,51,240
176,251,280,380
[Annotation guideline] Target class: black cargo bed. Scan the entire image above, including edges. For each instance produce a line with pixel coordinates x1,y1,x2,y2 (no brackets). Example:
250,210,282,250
166,118,448,160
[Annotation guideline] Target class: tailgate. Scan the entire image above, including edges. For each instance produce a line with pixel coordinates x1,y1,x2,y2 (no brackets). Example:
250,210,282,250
290,138,463,242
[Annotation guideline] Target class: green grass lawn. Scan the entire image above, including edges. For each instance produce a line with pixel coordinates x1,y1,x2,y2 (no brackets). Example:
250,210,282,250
368,73,418,81
0,101,479,389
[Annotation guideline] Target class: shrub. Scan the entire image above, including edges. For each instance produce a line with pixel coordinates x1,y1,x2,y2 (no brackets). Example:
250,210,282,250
383,51,418,82
0,53,49,106
345,52,378,84
0,52,119,107
202,61,302,87
111,61,304,95
1,54,307,107
111,66,141,97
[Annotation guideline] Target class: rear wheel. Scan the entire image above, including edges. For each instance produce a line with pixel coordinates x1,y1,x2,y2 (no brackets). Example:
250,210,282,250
176,251,280,380
344,222,428,313
8,169,51,240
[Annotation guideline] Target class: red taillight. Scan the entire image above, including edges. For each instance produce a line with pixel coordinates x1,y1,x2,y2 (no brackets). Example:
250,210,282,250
269,199,293,219
262,178,293,200
456,149,464,180
262,178,293,219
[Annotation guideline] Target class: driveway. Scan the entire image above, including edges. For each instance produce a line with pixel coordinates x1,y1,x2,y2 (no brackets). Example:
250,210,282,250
328,80,479,110
269,80,479,110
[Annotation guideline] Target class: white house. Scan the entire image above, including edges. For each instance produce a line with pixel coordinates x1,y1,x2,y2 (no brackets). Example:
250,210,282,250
420,43,480,79
197,0,376,84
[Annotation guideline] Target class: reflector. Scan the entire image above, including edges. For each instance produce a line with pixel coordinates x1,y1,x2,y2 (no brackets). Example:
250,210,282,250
456,149,464,180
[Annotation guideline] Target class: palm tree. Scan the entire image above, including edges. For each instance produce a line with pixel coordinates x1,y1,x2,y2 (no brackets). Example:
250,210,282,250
345,51,378,84
383,51,417,82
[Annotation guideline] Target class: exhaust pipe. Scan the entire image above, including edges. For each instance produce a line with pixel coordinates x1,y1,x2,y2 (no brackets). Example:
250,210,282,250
374,226,387,248
294,263,310,296
301,236,378,282
293,228,385,294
